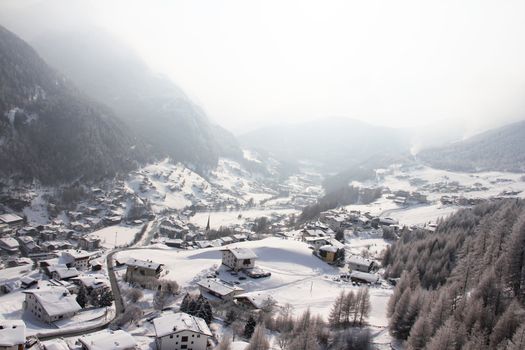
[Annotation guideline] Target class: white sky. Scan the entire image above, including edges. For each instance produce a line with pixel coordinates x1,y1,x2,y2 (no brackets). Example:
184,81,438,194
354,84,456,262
3,0,525,134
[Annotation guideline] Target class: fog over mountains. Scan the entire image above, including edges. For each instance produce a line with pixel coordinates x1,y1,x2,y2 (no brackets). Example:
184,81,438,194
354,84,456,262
0,25,146,184
239,118,411,171
32,28,242,170
1,17,525,185
418,120,525,172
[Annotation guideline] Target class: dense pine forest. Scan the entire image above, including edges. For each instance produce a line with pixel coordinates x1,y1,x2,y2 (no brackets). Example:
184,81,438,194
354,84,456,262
383,199,525,349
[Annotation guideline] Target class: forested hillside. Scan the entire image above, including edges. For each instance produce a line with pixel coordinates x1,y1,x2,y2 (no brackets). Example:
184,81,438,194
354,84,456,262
383,199,525,349
33,28,242,171
418,120,525,172
0,25,145,184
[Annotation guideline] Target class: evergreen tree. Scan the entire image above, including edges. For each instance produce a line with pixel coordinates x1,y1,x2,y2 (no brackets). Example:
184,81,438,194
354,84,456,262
389,288,412,339
180,293,191,312
489,300,524,348
244,316,256,339
358,287,371,325
507,215,525,301
507,323,525,350
196,299,213,324
98,289,114,307
225,309,237,325
328,291,344,328
76,285,88,308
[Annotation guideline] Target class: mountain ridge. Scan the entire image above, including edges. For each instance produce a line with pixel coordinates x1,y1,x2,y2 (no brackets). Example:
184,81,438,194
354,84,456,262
0,24,146,184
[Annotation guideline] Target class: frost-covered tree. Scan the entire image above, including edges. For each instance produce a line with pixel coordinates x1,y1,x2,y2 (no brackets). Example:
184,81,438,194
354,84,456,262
507,323,525,350
246,324,270,350
215,335,232,350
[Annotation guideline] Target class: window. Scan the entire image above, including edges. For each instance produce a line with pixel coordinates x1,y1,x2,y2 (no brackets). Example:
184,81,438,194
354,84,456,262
182,336,188,342
170,335,173,339
181,346,187,349
243,259,251,265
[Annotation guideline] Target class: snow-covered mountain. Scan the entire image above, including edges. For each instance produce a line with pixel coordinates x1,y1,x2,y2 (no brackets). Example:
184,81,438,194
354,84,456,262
0,25,146,184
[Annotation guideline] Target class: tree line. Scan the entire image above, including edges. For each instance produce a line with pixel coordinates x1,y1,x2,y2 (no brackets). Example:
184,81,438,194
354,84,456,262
383,199,525,349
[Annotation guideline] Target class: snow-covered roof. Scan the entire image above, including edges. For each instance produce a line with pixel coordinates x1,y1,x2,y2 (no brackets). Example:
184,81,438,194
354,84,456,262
62,249,92,260
319,245,339,253
0,319,25,346
197,278,244,296
42,339,69,350
326,238,345,249
350,271,379,283
305,237,328,243
78,330,137,350
153,312,212,338
53,267,80,279
234,292,274,309
23,287,81,316
74,275,110,290
0,213,23,224
0,237,19,248
348,255,374,267
221,247,257,260
126,258,162,271
221,236,234,243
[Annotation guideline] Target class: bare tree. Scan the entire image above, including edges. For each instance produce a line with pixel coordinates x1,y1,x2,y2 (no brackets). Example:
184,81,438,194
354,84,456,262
215,335,232,350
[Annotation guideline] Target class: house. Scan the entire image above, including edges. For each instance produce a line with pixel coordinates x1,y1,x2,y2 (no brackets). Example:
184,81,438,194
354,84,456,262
104,216,122,225
23,287,81,323
165,239,184,248
220,247,257,272
304,237,329,251
52,267,80,281
234,292,275,310
0,319,25,350
232,233,247,242
318,245,342,264
195,240,213,249
17,236,41,255
197,278,244,301
125,258,163,283
78,236,101,251
0,214,23,228
20,276,37,289
40,241,72,252
0,238,19,254
78,330,137,350
61,250,92,270
73,275,110,293
349,271,379,284
348,255,375,273
153,312,212,350
220,236,233,245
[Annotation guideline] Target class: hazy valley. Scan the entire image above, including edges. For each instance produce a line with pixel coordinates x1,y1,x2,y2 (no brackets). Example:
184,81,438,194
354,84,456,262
1,2,525,350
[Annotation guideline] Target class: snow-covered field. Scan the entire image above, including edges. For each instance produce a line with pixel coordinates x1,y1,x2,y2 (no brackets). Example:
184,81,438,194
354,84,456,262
380,204,459,226
191,209,299,230
349,165,525,226
87,224,140,248
115,237,392,325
